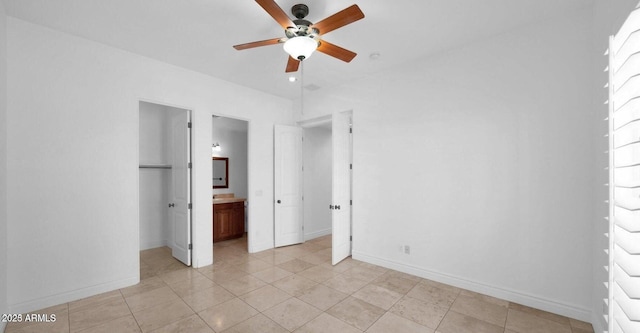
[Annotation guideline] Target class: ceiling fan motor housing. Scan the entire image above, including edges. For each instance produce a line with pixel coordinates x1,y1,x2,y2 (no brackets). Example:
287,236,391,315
286,4,317,38
291,4,309,19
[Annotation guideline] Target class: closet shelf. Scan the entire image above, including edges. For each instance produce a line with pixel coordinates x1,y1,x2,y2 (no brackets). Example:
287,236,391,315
139,164,172,169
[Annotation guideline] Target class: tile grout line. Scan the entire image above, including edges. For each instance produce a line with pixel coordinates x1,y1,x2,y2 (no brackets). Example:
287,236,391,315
117,289,142,333
432,286,459,333
65,302,70,333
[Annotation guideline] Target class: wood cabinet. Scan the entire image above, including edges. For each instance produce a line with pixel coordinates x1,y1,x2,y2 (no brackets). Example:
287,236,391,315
213,201,245,242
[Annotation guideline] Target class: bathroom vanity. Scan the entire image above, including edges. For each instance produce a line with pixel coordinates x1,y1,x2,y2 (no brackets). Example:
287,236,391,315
213,194,245,242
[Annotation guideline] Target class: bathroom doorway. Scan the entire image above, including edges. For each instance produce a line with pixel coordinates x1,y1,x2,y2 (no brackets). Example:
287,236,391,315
212,115,249,251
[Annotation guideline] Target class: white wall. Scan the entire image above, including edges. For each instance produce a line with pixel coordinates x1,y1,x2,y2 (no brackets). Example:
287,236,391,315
139,102,172,165
139,167,170,250
212,116,248,200
0,1,8,332
590,1,639,332
298,9,594,321
6,18,292,314
303,126,332,239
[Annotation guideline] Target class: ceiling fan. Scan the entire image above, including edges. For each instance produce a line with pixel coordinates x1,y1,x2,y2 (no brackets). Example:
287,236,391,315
233,0,365,72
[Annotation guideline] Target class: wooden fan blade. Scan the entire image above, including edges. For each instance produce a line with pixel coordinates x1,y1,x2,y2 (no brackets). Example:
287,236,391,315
255,0,296,29
311,5,364,35
286,56,300,72
233,38,282,50
317,40,357,63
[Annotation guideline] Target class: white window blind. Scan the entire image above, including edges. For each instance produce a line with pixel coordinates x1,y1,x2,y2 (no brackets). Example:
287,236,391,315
608,4,640,333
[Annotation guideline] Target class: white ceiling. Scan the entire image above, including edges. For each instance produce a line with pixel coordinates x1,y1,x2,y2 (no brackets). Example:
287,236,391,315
4,0,593,100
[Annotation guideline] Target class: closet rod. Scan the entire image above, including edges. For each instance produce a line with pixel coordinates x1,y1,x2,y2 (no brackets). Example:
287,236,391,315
139,165,172,169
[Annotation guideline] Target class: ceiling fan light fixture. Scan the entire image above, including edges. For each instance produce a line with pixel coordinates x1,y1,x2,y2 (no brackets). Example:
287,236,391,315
283,36,318,60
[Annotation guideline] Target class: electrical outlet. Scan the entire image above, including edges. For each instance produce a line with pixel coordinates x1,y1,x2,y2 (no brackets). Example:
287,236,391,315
404,245,411,255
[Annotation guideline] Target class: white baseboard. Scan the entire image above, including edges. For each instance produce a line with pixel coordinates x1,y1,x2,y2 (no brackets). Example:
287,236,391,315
591,312,605,333
305,228,331,241
591,320,604,333
192,251,213,268
140,239,168,251
8,276,139,315
245,229,330,254
352,251,592,322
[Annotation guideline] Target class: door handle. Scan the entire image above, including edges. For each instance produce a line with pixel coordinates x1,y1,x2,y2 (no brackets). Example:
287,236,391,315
168,203,175,208
277,200,281,204
336,205,341,210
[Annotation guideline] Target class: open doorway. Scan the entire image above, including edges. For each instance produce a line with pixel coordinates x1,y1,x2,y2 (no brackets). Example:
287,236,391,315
138,101,192,266
296,111,353,265
302,123,332,239
212,115,249,252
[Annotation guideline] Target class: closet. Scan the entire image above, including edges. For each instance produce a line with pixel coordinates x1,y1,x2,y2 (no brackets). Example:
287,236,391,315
139,101,184,250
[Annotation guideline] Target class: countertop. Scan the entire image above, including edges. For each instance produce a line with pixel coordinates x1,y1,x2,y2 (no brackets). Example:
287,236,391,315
212,197,246,204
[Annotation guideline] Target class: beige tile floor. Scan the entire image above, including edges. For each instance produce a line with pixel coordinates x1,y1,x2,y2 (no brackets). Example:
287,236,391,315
5,235,595,333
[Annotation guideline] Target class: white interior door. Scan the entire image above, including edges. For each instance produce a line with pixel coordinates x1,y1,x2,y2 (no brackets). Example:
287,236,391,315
170,111,191,265
274,124,304,247
332,112,352,265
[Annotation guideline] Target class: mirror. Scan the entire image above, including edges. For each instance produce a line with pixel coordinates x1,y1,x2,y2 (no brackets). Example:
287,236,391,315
212,157,229,188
